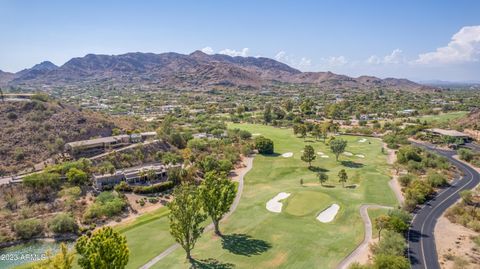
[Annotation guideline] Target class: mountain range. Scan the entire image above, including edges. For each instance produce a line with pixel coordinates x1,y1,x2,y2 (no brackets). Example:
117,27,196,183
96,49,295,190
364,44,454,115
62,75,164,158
0,51,433,91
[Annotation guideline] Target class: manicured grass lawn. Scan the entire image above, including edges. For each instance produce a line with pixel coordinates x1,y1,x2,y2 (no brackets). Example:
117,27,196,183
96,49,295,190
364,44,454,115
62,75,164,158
413,111,468,123
117,207,175,269
151,123,397,268
12,207,174,269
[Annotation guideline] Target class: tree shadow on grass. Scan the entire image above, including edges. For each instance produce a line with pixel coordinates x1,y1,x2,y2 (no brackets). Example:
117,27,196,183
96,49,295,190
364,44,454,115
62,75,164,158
308,166,329,172
221,233,272,256
341,160,364,168
262,153,281,157
190,258,235,269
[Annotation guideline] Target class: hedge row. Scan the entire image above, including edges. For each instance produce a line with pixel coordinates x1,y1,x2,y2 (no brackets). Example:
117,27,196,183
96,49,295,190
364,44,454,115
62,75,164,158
132,181,175,194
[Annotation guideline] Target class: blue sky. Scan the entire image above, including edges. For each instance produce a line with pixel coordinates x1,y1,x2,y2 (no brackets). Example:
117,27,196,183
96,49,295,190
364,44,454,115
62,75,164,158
1,0,479,81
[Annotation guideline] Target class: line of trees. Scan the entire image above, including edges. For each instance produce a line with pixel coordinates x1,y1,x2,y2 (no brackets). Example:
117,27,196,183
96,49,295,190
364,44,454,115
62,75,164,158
168,171,237,262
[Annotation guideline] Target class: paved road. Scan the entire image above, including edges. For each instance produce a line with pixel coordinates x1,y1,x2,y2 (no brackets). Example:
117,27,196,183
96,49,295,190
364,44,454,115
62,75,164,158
337,205,393,269
464,142,480,153
408,142,480,269
140,156,254,269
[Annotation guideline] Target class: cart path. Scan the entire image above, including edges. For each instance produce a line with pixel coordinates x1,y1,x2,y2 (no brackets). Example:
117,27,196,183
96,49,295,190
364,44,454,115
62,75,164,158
336,204,393,269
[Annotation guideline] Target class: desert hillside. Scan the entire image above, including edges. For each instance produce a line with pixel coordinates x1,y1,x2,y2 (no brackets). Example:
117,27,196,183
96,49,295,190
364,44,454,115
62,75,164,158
0,96,144,175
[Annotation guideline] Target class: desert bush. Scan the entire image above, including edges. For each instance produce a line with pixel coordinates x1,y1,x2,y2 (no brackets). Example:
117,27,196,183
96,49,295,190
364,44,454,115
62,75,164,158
49,213,78,234
14,218,44,239
426,171,448,187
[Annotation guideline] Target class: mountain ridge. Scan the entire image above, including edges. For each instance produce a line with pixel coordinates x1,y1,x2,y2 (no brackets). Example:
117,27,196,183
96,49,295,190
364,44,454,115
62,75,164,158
2,50,433,91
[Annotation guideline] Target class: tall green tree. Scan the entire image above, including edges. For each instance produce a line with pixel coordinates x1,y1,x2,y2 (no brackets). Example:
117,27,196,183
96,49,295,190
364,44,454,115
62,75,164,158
320,122,330,143
168,184,207,260
200,172,237,235
301,145,316,167
338,169,348,188
330,139,347,161
75,227,129,269
263,103,272,124
318,172,328,186
374,215,391,240
282,99,294,112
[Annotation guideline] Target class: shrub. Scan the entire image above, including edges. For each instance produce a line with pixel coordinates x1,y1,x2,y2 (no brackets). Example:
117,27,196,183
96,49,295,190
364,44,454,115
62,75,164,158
427,171,448,187
114,181,133,192
458,148,474,162
133,181,175,194
14,218,44,239
66,168,89,186
49,213,78,234
23,172,62,202
83,192,127,221
14,148,25,161
405,180,434,205
218,159,233,173
398,174,414,187
7,112,18,120
254,136,274,154
148,197,159,203
371,231,406,256
373,254,410,269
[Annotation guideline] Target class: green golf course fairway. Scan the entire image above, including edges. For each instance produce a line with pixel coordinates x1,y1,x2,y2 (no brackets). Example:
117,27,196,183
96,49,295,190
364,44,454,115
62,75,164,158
151,123,397,269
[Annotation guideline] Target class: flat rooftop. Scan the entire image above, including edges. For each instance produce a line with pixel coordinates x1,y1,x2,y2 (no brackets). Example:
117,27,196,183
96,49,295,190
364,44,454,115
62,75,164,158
426,128,469,137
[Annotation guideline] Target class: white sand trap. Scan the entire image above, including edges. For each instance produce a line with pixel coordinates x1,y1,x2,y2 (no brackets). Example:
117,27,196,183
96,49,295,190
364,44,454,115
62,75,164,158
320,155,330,158
282,152,293,158
317,152,324,155
266,192,291,213
355,154,365,158
343,152,353,156
316,204,340,223
358,138,367,143
252,133,262,136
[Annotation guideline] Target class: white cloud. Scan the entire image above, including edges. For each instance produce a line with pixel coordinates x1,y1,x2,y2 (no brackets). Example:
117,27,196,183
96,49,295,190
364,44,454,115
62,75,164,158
366,49,404,65
416,25,480,64
298,57,312,68
274,51,287,61
326,56,348,67
383,49,404,64
367,55,381,65
201,46,214,54
219,48,249,57
273,50,312,70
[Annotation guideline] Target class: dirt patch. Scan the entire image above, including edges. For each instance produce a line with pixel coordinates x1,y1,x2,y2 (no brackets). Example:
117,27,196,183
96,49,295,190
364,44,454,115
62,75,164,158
435,214,480,269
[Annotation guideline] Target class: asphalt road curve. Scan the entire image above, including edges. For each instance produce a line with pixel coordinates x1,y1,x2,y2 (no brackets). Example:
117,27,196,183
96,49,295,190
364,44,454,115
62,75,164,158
408,142,480,269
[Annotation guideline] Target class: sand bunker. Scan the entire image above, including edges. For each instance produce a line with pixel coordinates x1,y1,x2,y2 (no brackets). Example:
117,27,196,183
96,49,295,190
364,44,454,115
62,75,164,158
358,138,367,143
252,133,262,136
282,152,293,158
320,155,329,158
266,192,291,213
343,152,353,156
355,154,365,158
316,204,340,223
317,152,324,155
